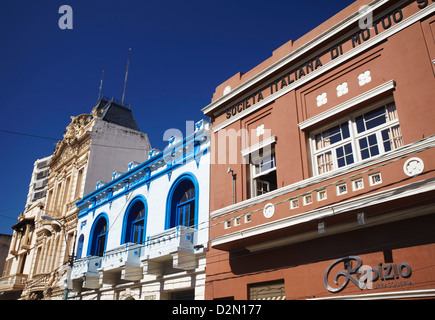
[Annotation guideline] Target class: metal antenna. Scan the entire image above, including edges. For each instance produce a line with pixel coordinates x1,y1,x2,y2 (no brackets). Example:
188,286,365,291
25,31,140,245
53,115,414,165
97,70,104,102
121,48,131,107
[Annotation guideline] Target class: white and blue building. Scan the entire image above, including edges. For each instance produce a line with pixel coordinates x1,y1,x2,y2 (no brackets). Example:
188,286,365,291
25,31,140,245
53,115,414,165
70,120,210,300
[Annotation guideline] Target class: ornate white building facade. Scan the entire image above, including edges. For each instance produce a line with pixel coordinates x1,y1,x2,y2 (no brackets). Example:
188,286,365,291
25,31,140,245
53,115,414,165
70,119,210,300
0,156,51,300
0,98,151,300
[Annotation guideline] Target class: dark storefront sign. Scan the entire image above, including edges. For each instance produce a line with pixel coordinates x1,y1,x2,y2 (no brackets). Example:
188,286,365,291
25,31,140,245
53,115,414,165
324,256,413,293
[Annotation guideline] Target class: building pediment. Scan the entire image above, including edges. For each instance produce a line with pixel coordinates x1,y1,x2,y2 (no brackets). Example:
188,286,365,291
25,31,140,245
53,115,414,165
61,114,93,145
51,114,93,167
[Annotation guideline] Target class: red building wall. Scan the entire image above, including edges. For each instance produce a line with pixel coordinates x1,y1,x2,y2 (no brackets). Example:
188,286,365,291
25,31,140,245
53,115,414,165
204,0,435,300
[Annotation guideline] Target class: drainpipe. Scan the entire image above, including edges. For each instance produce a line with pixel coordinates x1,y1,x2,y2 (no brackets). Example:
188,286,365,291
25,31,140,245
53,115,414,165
227,168,236,204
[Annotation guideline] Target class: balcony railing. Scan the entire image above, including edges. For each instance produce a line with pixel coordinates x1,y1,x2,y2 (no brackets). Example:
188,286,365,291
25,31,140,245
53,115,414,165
100,242,143,270
146,225,197,259
0,274,28,291
71,226,200,291
71,256,102,290
99,242,144,283
143,226,199,275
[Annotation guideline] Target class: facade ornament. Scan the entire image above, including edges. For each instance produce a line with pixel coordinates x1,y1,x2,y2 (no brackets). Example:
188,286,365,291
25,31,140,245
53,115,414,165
316,92,327,106
358,70,371,86
403,157,424,177
63,114,93,146
336,82,348,97
223,86,231,95
256,124,265,137
91,107,104,118
263,203,275,219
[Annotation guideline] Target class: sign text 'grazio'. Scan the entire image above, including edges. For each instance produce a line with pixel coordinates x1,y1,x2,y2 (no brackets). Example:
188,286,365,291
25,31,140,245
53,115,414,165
324,256,413,293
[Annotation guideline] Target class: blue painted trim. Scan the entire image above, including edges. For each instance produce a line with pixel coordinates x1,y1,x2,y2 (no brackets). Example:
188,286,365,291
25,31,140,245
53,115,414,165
87,212,109,256
76,234,85,259
76,130,208,209
77,146,209,218
120,194,148,245
164,172,200,230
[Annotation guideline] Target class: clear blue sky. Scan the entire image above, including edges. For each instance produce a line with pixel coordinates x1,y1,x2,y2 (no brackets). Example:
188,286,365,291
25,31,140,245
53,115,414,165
0,0,354,235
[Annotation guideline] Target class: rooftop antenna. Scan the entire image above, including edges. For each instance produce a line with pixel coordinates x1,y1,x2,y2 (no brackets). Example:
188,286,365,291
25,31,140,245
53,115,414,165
121,48,131,108
97,70,104,102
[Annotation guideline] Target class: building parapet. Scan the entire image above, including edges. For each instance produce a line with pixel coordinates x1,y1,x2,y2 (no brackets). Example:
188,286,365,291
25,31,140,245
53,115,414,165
76,119,210,218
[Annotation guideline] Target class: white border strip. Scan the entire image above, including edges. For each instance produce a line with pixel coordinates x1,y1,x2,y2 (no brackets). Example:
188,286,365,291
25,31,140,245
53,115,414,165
241,136,277,157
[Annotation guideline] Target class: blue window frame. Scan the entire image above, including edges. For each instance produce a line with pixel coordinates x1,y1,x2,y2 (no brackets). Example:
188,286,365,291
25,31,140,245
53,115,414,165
76,234,84,259
131,208,145,243
121,196,148,245
89,214,108,257
166,174,199,230
175,183,195,227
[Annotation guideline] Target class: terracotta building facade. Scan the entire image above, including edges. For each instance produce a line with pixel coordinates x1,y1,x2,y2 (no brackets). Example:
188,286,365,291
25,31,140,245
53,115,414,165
203,0,435,300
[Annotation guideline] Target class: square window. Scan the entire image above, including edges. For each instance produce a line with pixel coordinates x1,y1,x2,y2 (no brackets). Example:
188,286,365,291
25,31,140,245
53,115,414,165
336,143,354,168
290,198,299,209
337,183,347,195
352,178,364,191
224,219,231,229
359,134,380,160
244,214,252,223
317,189,327,201
234,216,241,226
369,172,382,186
303,194,313,205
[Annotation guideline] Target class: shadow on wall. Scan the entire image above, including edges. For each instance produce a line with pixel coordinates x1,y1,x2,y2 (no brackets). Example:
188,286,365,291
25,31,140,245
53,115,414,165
229,209,435,275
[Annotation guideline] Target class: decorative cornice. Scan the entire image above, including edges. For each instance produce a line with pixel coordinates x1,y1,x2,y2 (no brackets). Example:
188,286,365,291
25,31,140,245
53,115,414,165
210,135,435,219
211,177,435,249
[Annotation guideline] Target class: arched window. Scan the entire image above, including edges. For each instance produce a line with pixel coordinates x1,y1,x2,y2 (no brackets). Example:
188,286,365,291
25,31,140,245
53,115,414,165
89,215,108,257
76,234,84,259
122,198,147,244
166,174,198,229
175,181,195,227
